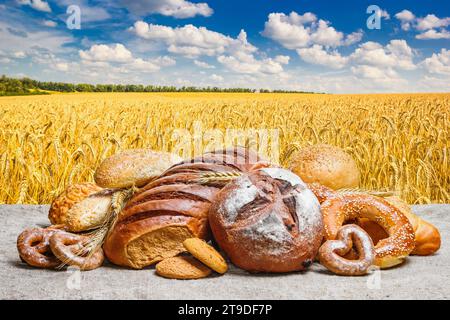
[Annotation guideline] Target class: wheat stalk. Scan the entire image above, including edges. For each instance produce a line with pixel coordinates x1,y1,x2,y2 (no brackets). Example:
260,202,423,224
336,187,396,198
57,186,137,269
194,171,243,185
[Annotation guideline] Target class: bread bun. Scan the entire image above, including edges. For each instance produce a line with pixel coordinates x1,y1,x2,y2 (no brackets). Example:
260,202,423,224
49,183,103,225
209,167,323,273
288,144,360,190
104,147,264,269
94,149,182,188
65,190,113,232
385,196,441,256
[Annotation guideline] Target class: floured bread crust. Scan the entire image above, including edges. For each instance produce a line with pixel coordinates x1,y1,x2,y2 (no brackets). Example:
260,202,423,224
209,168,323,273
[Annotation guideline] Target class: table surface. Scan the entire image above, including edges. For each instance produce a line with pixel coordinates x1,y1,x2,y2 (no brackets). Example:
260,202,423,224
1,204,448,300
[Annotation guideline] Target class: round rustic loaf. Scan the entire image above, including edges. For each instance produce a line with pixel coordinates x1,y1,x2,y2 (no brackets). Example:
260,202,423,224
103,147,265,269
288,144,360,190
49,183,103,225
94,149,183,188
209,167,323,273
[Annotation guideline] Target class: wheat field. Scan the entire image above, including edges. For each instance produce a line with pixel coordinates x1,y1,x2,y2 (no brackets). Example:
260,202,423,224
0,92,448,204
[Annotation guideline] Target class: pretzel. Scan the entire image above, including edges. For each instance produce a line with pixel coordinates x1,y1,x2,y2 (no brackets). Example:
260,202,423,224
321,193,415,268
17,227,61,268
307,183,336,204
319,224,375,276
49,231,104,271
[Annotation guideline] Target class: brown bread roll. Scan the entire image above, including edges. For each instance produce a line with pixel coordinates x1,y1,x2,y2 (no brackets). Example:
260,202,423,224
385,196,441,256
103,147,264,269
288,144,360,190
49,183,103,225
209,167,323,273
94,149,182,188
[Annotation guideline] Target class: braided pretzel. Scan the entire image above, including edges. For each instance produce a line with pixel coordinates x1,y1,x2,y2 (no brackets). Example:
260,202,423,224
321,193,415,268
319,224,375,276
17,227,62,268
49,231,104,271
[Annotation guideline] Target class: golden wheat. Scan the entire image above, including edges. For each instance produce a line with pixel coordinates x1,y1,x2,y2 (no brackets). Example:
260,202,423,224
0,92,448,204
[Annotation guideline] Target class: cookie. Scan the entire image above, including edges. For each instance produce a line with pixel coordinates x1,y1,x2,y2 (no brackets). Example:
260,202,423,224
183,238,228,274
155,256,211,280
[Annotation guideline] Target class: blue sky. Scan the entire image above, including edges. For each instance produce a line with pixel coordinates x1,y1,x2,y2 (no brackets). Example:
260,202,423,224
0,0,449,92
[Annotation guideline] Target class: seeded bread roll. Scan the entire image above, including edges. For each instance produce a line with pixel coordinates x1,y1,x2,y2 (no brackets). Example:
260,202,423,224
103,147,265,269
288,144,360,190
65,190,113,232
49,183,103,225
94,149,183,188
209,167,323,273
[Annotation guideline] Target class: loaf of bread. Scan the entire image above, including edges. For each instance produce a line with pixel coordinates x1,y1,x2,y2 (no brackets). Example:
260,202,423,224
288,144,360,190
103,147,265,269
94,149,182,188
209,167,323,273
49,183,103,225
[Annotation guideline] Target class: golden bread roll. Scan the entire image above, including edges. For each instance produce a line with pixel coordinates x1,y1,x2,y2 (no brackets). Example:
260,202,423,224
385,196,441,256
94,149,182,188
65,190,113,232
288,144,360,190
49,183,103,225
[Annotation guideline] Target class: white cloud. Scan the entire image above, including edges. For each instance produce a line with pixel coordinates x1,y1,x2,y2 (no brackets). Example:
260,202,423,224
261,11,362,49
351,65,398,80
210,74,223,82
379,9,390,20
120,0,213,18
395,10,415,22
194,60,215,69
217,54,289,75
395,10,450,39
421,49,450,75
130,22,288,75
395,10,415,31
43,20,57,27
0,20,73,56
13,51,26,58
416,14,450,31
79,43,176,74
54,62,69,71
350,40,416,71
343,30,364,46
131,22,237,57
297,45,348,69
79,44,133,62
416,29,450,40
17,0,51,12
53,0,111,22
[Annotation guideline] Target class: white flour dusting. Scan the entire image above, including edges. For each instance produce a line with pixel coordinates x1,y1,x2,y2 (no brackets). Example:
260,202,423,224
293,188,323,244
242,211,292,255
260,168,306,187
219,175,259,225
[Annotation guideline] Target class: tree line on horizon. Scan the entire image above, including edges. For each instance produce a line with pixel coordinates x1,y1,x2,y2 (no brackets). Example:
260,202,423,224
0,75,317,96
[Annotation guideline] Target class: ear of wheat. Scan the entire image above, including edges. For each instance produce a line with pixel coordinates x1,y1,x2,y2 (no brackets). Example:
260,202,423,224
336,187,396,198
57,186,137,269
195,171,243,185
